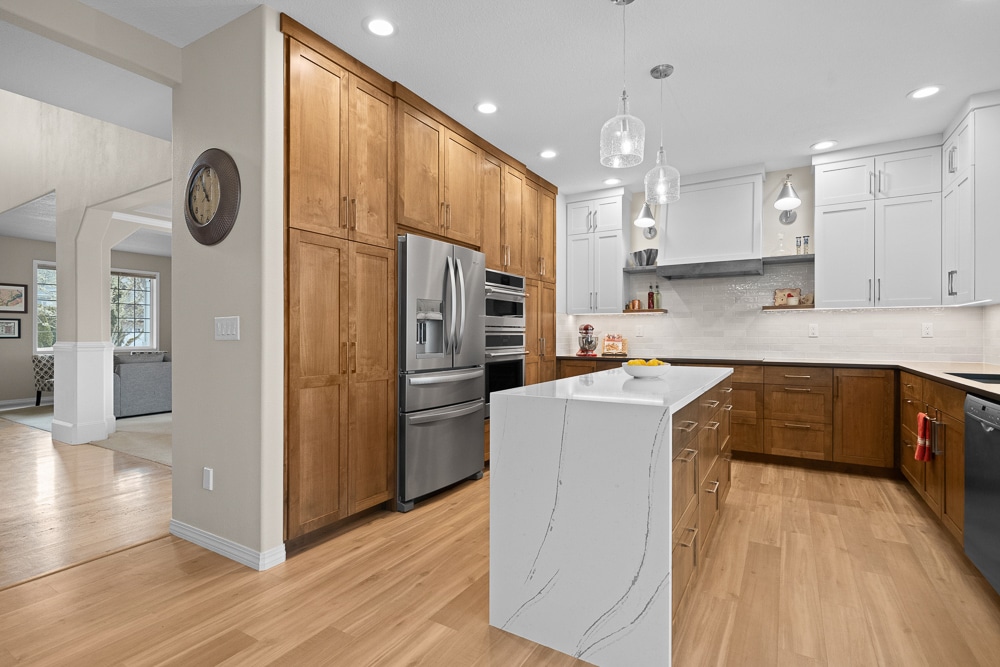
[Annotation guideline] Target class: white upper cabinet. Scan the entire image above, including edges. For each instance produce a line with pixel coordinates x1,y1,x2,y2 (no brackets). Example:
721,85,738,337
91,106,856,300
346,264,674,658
815,147,941,207
942,114,974,191
815,202,876,308
942,170,975,305
564,189,626,314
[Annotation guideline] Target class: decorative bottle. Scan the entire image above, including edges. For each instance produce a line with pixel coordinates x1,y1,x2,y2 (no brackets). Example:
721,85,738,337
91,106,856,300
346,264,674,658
648,285,654,310
654,284,662,309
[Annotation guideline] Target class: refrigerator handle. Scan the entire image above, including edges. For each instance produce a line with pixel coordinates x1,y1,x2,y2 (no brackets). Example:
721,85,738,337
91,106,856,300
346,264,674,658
407,400,484,425
446,255,457,352
456,257,466,354
407,368,484,385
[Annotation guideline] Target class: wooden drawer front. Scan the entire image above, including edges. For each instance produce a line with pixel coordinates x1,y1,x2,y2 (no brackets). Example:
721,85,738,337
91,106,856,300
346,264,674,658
719,401,733,456
764,385,833,424
900,394,924,435
699,457,723,557
899,428,924,490
764,419,833,460
595,360,624,372
924,379,965,419
699,422,720,483
900,371,923,400
557,360,596,379
720,454,732,504
765,366,833,388
732,364,763,383
672,400,700,458
699,379,729,425
671,497,699,616
732,421,763,453
671,446,699,531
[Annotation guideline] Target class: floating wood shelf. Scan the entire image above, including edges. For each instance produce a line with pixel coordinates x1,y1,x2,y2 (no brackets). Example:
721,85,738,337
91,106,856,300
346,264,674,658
761,304,815,310
762,254,815,265
622,309,668,314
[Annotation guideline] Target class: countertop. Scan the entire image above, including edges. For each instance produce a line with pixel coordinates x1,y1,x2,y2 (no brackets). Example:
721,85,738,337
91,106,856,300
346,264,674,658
497,365,732,411
556,355,1000,402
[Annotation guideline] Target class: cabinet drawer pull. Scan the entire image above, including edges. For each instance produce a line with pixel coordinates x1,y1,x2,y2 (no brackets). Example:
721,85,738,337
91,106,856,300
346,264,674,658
722,404,734,412
705,400,720,408
677,448,697,463
720,387,733,393
904,439,915,449
679,527,698,549
784,423,812,429
784,387,812,392
350,198,358,230
783,374,811,379
904,398,914,404
705,421,720,430
677,420,699,433
706,480,720,494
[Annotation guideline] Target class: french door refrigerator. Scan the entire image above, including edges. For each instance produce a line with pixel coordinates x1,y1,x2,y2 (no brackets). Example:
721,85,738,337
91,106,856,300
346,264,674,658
397,234,486,511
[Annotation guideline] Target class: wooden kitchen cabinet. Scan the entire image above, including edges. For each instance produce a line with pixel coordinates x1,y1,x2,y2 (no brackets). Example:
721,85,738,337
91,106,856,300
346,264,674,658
833,368,895,467
524,278,540,386
558,359,596,379
898,373,966,544
523,180,557,282
539,281,556,382
286,231,397,539
763,366,833,460
396,101,481,247
501,164,526,275
287,38,395,249
481,153,504,270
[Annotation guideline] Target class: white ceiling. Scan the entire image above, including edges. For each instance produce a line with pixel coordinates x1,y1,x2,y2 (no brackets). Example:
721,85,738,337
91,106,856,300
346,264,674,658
3,0,1000,248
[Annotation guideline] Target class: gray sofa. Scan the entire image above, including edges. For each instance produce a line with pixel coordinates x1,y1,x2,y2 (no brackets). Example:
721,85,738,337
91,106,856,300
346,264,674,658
113,352,172,417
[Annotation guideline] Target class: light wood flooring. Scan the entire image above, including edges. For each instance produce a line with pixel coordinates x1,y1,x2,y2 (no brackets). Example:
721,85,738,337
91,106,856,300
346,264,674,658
2,423,1000,665
0,418,172,589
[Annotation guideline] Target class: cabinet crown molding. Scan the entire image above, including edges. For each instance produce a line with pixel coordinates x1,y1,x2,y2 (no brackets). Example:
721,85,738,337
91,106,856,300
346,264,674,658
812,135,942,167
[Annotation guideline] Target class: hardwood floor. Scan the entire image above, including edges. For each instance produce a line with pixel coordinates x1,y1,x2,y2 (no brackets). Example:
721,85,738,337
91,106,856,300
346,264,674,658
673,460,1000,666
0,418,172,589
2,444,1000,665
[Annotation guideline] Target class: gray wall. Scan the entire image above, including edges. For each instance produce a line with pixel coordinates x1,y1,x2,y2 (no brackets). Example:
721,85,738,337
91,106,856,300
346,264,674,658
0,235,171,403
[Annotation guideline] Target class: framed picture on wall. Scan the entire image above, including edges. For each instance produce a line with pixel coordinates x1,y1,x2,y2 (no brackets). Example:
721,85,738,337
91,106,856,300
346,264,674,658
0,318,21,339
0,283,27,313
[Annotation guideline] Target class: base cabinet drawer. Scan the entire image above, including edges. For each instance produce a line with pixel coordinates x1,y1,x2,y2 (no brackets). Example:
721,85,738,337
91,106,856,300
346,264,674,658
671,496,699,617
764,419,833,460
699,457,723,557
899,427,925,490
764,385,833,424
672,446,698,530
698,423,720,483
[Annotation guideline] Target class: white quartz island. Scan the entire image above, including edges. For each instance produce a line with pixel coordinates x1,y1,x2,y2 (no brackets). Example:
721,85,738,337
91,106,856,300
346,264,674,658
489,365,732,667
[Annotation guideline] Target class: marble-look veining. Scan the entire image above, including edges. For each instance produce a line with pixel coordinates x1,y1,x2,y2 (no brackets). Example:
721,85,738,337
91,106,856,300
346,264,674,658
490,366,731,667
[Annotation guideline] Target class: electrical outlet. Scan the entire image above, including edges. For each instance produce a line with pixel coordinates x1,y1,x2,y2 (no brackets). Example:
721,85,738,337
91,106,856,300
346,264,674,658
808,323,819,338
215,316,240,341
922,323,933,338
203,467,214,491
636,325,644,337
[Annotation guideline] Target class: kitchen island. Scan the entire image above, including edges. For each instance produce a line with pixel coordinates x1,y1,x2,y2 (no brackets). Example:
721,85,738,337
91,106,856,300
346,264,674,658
489,365,732,667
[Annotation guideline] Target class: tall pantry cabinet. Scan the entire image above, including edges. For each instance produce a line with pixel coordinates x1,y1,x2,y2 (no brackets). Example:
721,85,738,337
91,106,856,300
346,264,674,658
284,25,397,540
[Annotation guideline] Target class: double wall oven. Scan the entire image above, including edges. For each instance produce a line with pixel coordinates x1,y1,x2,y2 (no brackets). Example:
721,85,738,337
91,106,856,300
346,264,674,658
484,269,527,418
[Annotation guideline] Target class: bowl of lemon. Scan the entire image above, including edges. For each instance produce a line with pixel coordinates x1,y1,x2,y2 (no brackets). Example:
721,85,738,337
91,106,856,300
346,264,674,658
622,359,671,378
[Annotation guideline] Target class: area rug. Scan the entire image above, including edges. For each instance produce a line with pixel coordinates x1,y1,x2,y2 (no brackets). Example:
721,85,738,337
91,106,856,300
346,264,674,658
91,414,172,467
0,405,53,432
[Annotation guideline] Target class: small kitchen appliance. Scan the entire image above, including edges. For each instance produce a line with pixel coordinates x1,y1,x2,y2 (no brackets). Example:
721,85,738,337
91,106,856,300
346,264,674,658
577,324,598,357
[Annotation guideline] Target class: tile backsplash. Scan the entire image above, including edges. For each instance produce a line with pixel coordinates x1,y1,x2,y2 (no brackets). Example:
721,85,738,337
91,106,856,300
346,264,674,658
986,304,1000,365
557,263,988,363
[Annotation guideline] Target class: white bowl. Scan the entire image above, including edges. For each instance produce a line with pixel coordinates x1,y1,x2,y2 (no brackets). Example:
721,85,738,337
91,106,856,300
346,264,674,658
621,362,670,378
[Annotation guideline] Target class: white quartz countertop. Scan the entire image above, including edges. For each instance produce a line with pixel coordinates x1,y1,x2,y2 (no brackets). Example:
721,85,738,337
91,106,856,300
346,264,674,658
495,365,732,412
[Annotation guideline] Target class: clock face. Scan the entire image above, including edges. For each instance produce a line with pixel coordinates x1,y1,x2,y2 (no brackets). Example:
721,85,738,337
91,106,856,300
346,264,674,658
643,225,658,239
188,166,221,226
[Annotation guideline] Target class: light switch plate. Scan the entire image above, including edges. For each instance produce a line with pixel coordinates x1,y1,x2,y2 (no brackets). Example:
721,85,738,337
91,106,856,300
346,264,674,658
215,316,240,341
203,467,214,491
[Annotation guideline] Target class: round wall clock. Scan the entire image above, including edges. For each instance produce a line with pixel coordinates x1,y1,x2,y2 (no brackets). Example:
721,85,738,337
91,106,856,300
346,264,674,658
643,225,658,239
184,148,241,245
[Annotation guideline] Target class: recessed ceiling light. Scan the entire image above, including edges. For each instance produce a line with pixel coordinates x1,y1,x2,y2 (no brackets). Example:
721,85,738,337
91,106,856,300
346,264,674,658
908,86,941,100
810,140,838,151
540,149,557,159
475,102,497,114
365,17,395,36
603,178,622,185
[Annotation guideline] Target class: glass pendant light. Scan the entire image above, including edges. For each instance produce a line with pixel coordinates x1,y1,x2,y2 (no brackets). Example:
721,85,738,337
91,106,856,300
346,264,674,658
644,64,680,204
600,0,644,168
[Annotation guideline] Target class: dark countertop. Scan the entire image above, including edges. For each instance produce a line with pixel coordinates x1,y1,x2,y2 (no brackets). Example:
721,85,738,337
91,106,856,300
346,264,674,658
555,355,1000,402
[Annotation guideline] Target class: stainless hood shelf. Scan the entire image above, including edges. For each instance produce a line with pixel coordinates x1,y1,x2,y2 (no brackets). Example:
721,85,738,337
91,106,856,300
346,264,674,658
656,258,764,280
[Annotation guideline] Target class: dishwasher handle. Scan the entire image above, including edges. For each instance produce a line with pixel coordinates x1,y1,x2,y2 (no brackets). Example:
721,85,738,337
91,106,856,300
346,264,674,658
967,412,997,433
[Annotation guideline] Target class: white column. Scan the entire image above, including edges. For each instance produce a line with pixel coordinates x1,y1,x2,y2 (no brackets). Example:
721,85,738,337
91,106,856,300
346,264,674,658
52,341,115,444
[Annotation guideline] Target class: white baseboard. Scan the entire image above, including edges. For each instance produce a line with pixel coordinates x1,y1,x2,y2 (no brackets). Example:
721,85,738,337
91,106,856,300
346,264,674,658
169,519,286,571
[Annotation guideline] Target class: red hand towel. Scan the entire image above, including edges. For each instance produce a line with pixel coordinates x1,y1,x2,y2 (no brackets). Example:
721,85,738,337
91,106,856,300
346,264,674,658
915,412,929,461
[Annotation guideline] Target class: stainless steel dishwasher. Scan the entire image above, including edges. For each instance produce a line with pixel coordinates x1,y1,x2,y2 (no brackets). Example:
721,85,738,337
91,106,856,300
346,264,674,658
964,394,1000,595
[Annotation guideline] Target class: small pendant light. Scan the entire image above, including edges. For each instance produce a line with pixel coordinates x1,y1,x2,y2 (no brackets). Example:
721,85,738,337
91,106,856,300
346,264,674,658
599,0,645,168
634,201,655,228
644,64,680,204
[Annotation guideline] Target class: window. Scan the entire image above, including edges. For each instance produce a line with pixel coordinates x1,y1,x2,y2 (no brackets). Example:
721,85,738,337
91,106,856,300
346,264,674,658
32,263,158,352
110,270,157,350
34,261,57,352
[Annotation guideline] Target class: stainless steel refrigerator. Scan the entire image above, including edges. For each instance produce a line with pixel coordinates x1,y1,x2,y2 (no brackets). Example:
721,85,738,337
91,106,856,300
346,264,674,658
397,234,486,512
